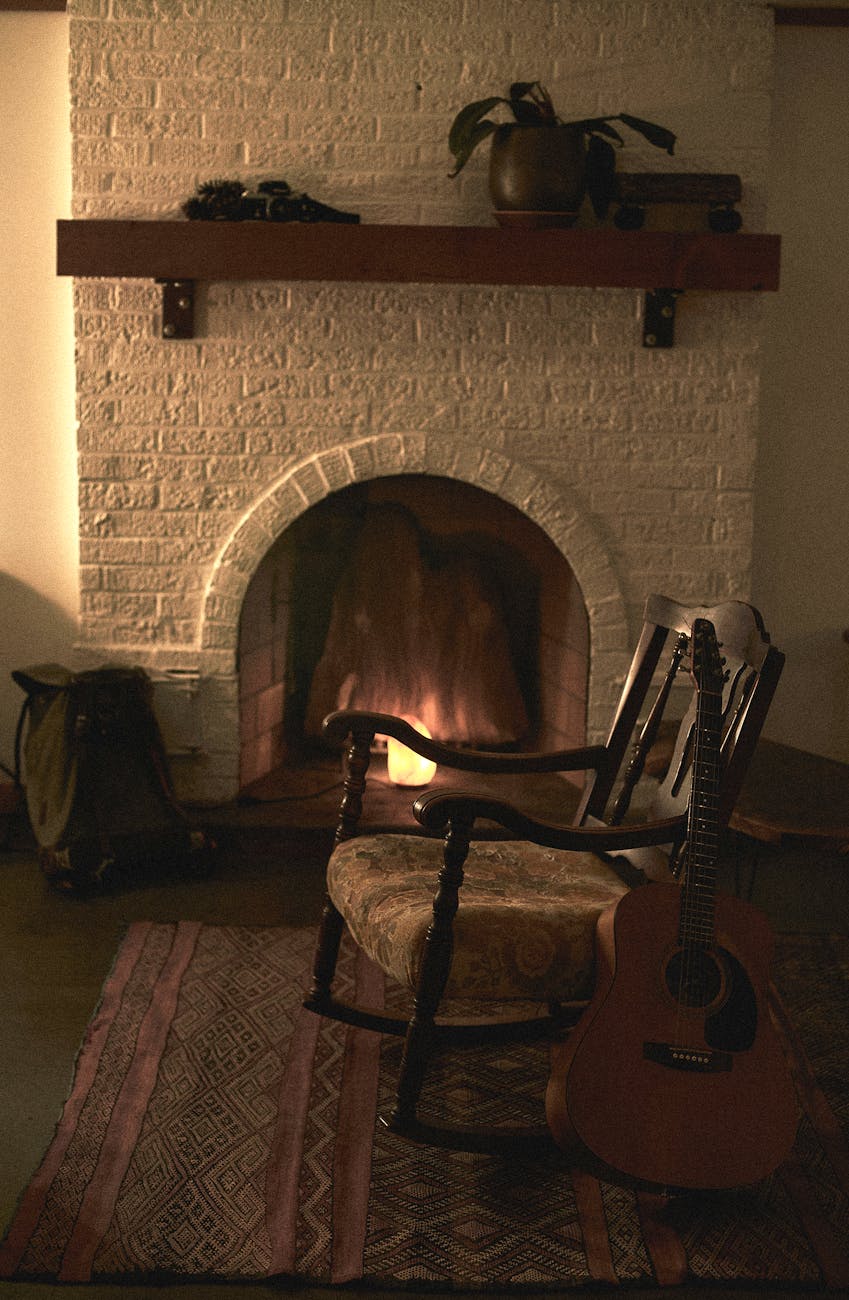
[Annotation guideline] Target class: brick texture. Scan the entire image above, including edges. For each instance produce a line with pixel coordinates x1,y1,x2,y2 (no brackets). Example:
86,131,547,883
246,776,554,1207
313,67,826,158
67,0,774,801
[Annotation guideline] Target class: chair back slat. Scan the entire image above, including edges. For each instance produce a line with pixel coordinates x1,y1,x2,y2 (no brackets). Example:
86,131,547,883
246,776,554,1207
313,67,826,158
608,632,689,826
601,597,783,843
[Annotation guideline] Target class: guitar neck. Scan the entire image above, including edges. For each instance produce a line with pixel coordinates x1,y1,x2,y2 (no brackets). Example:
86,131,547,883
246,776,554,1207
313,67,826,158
679,679,723,948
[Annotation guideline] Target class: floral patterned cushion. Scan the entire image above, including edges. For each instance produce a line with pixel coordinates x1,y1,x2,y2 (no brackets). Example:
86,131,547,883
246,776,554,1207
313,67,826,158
327,834,630,1003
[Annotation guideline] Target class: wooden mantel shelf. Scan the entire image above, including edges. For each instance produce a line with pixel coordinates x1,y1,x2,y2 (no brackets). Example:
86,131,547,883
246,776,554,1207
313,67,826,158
58,219,779,290
56,219,780,344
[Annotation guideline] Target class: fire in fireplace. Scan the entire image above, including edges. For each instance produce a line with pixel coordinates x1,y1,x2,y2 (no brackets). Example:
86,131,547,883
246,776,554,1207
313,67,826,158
303,499,531,746
237,475,588,790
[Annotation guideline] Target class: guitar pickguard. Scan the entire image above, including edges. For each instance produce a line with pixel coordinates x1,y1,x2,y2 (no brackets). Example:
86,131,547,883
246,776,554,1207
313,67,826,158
704,947,757,1053
660,943,758,1055
650,944,757,1070
663,945,724,1008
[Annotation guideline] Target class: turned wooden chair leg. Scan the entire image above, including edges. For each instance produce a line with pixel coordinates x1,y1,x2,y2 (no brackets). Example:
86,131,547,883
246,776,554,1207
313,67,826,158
306,894,346,1009
388,816,472,1134
335,725,374,843
306,724,375,1012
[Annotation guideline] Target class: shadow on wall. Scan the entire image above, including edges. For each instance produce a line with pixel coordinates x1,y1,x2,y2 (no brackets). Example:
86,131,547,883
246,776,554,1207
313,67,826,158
0,573,78,774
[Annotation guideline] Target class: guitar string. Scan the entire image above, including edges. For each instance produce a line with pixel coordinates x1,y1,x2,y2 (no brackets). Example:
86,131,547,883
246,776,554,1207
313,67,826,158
699,683,723,1016
686,671,715,1038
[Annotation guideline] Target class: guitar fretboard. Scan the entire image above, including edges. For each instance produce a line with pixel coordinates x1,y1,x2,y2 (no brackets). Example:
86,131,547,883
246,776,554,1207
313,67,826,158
679,667,723,950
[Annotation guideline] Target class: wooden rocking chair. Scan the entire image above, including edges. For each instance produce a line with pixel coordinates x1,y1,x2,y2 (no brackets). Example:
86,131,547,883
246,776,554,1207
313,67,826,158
303,594,784,1152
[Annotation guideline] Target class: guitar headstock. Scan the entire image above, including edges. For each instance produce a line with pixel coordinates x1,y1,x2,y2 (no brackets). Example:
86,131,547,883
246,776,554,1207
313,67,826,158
690,618,726,694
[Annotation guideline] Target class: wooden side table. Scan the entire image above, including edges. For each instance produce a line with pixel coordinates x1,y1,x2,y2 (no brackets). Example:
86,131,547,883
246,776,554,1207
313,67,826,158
728,738,849,899
645,729,849,898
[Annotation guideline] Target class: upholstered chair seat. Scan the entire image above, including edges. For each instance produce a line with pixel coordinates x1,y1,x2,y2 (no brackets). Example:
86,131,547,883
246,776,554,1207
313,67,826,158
328,834,628,1003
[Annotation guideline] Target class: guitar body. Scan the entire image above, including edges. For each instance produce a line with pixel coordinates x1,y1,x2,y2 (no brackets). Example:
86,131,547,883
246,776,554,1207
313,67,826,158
546,882,799,1190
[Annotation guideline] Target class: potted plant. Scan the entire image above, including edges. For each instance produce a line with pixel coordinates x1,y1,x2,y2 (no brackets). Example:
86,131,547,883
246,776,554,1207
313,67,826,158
448,81,676,226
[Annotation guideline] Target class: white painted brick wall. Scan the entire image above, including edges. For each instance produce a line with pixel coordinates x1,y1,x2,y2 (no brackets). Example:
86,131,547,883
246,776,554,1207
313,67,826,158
67,0,774,801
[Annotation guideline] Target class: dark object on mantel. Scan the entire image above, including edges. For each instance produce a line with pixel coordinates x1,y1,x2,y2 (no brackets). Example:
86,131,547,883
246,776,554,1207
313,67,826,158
613,172,743,233
182,178,360,225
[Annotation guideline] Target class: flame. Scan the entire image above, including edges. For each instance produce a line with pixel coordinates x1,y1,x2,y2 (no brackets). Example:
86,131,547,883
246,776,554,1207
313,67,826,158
303,506,530,748
385,716,437,787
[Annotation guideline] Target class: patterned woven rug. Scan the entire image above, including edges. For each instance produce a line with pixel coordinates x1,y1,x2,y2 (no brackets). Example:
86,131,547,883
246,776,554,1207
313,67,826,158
1,923,847,1289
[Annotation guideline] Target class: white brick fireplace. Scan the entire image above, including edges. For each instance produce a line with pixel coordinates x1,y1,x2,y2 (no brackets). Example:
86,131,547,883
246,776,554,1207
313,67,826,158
68,0,774,802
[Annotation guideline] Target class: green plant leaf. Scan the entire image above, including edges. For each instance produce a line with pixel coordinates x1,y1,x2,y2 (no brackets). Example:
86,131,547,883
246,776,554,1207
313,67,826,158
617,114,677,155
509,81,556,121
511,100,549,125
508,81,540,100
447,118,499,176
448,95,509,173
448,96,507,152
573,117,626,146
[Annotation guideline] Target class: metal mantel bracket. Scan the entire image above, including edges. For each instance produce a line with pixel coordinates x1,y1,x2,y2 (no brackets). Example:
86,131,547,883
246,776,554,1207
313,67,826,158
643,288,682,349
156,279,195,339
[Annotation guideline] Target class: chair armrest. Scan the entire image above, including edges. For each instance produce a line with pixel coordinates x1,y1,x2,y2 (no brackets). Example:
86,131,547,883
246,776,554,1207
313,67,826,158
413,787,687,853
323,709,609,776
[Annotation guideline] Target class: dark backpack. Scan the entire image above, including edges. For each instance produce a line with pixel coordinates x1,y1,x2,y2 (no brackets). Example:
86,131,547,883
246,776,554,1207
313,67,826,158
13,664,210,893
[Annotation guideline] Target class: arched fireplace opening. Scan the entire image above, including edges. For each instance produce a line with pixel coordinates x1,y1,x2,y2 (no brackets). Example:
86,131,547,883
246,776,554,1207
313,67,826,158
237,474,588,794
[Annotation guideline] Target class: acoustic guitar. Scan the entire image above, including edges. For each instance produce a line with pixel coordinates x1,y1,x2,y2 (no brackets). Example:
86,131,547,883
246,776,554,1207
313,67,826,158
545,619,799,1190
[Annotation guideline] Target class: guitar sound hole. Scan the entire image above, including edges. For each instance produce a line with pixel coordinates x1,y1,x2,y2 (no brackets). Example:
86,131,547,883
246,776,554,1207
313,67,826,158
664,948,723,1008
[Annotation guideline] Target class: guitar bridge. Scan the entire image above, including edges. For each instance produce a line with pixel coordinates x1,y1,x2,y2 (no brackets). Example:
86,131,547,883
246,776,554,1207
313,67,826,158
644,1041,732,1073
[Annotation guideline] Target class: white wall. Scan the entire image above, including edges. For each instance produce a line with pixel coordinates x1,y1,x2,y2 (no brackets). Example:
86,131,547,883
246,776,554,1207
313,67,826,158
753,25,849,762
0,12,77,773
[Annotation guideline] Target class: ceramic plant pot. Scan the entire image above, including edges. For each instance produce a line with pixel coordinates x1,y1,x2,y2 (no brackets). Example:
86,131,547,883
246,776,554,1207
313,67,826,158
488,123,586,226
